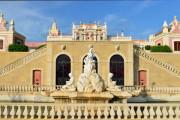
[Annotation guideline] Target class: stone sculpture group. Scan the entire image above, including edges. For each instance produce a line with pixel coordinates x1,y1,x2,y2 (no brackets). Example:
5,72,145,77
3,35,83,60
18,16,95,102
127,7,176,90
61,48,122,92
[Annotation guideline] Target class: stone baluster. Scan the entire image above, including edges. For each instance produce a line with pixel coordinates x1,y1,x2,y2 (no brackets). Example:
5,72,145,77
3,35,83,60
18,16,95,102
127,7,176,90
90,106,95,119
117,106,122,119
23,106,28,119
7,86,10,92
0,105,1,118
8,85,12,92
63,106,68,119
12,85,14,92
15,85,18,92
36,106,42,119
10,105,15,118
77,106,82,119
16,106,21,119
43,106,48,119
25,85,28,92
110,106,115,119
50,106,55,119
175,106,180,119
3,105,8,118
149,106,155,119
69,106,75,119
130,106,135,119
29,106,35,119
136,106,142,119
143,106,149,119
57,108,62,119
103,106,109,119
168,106,175,119
27,85,31,92
20,85,23,92
84,107,89,119
97,106,102,119
162,106,168,119
2,85,4,91
14,85,17,92
156,106,162,119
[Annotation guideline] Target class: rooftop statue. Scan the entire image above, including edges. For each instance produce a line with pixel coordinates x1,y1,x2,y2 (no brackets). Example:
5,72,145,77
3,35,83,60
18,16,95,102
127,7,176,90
77,48,104,92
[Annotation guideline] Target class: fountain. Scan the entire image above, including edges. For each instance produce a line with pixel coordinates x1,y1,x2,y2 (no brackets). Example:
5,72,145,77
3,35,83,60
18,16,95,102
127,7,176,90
50,48,140,103
77,48,104,92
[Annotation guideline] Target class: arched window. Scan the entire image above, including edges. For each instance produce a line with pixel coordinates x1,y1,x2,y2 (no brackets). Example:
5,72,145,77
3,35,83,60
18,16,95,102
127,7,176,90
56,54,71,85
82,55,98,73
110,54,124,85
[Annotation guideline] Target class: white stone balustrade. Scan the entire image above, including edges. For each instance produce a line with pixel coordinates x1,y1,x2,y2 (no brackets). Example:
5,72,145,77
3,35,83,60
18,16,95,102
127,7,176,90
0,85,62,92
1,85,180,95
0,102,179,119
145,86,180,94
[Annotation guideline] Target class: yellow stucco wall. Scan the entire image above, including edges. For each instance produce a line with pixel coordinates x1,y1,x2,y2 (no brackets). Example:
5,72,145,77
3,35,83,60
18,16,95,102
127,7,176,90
0,54,47,85
0,41,180,87
46,41,134,86
0,52,28,66
134,52,180,86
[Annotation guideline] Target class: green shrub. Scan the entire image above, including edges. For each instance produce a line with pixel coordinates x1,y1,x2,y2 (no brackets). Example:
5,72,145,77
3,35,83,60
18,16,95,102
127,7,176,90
150,45,172,52
8,44,29,52
145,45,151,50
36,44,46,50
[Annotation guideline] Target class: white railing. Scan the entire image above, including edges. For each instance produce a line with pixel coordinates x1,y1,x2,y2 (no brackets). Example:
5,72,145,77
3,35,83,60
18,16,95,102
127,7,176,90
0,46,47,76
120,86,142,91
134,46,180,78
1,85,180,95
145,86,180,94
0,102,179,119
0,85,62,92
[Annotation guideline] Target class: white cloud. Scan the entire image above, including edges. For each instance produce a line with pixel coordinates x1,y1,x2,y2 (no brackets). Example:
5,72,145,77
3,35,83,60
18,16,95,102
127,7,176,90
0,1,70,41
104,14,130,35
134,0,153,14
104,14,127,23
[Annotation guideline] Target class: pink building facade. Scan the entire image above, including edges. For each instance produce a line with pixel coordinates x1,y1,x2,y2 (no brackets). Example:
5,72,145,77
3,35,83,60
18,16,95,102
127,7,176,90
149,16,180,52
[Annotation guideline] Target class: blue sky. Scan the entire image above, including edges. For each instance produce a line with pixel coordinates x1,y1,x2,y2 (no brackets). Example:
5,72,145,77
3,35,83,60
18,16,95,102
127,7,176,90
0,0,179,41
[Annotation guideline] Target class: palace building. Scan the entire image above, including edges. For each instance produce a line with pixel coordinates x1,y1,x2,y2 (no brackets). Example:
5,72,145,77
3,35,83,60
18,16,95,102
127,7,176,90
0,12,180,120
148,16,180,52
0,12,180,88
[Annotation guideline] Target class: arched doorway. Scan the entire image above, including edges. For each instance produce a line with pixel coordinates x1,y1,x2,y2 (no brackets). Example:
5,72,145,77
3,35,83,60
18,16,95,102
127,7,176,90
56,54,71,85
110,54,124,85
82,55,98,73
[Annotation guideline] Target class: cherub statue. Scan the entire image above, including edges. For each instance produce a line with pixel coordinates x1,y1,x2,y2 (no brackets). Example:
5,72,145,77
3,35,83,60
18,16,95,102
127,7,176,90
61,73,76,92
106,73,121,92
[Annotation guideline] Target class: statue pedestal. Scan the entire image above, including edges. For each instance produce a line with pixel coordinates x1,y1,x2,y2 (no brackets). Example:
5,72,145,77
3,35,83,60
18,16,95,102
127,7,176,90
50,91,113,103
70,92,113,103
110,91,132,103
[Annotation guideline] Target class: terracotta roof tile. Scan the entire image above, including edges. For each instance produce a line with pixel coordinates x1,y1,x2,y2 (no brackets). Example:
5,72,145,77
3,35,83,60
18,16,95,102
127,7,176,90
25,41,46,48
